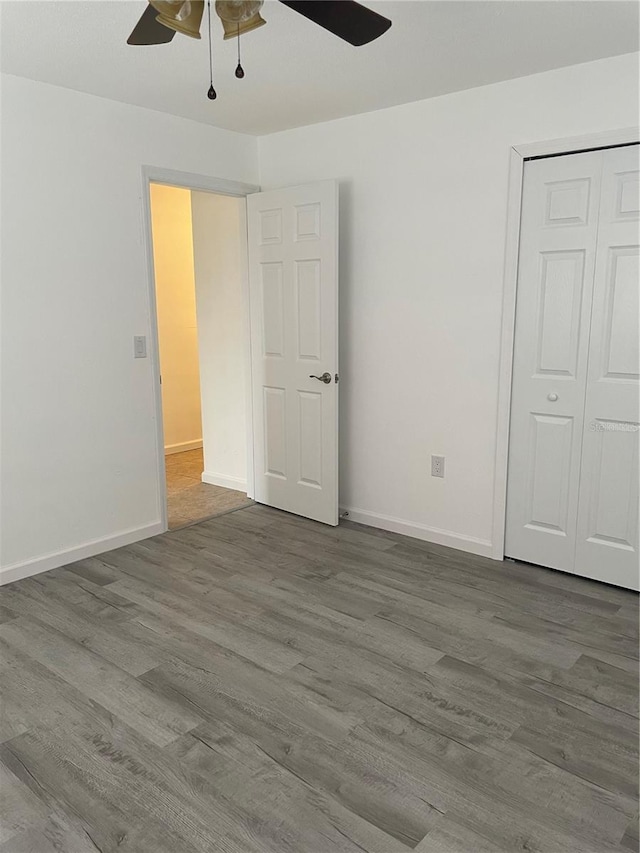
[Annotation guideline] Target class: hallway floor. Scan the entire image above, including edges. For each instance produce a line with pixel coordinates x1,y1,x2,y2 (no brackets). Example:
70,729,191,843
165,448,252,529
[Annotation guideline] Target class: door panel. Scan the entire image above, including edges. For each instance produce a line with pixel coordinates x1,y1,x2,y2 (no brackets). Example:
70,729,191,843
524,413,574,535
247,181,338,525
534,251,585,378
296,260,322,360
600,249,639,379
575,146,639,589
506,151,603,571
584,423,638,547
264,386,287,478
261,264,285,357
298,390,323,487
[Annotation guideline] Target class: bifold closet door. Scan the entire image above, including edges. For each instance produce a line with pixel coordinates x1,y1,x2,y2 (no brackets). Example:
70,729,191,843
506,144,639,590
574,146,639,590
505,150,603,574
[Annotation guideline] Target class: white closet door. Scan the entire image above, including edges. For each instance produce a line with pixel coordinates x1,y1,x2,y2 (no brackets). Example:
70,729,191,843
575,146,639,590
247,180,339,526
505,151,603,572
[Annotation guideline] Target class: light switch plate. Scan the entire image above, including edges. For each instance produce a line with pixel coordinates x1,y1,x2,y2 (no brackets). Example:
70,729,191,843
134,335,147,358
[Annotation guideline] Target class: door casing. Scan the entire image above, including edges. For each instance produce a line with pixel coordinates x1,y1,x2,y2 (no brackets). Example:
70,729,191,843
141,166,260,532
493,127,639,562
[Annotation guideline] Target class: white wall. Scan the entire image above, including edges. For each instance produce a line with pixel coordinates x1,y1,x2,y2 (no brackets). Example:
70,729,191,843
0,73,258,581
149,183,203,455
191,192,248,492
2,53,638,581
258,52,640,556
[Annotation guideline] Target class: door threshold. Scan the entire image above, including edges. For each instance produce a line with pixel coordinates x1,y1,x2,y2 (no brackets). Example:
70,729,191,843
167,500,255,532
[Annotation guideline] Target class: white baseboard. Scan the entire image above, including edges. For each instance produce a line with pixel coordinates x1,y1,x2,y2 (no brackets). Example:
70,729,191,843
201,471,248,493
164,439,203,455
339,506,494,559
0,522,166,586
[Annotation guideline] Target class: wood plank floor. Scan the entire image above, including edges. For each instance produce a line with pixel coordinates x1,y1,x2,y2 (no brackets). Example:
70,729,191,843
0,505,638,853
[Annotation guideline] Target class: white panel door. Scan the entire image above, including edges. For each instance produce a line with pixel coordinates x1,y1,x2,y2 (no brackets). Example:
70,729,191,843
247,181,339,525
575,146,639,590
505,151,603,571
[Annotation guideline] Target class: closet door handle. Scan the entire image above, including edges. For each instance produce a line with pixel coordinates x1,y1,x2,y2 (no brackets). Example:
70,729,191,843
547,393,559,402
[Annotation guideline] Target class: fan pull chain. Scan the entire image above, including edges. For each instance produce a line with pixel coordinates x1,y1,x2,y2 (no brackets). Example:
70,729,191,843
206,0,217,99
235,23,245,78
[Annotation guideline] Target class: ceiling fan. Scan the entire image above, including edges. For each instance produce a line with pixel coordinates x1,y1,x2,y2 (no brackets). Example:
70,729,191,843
128,1,391,100
128,1,392,49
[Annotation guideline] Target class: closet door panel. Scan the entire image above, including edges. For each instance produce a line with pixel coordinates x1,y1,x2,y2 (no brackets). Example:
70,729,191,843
575,145,640,590
505,151,603,572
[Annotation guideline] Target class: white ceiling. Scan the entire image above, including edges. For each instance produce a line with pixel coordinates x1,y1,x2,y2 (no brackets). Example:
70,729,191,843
1,0,638,135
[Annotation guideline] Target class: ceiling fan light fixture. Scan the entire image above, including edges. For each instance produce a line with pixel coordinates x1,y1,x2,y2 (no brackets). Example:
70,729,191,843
220,11,266,40
215,0,262,22
150,0,205,39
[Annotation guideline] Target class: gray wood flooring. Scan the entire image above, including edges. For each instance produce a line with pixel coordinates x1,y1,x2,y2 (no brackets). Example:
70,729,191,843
0,504,638,852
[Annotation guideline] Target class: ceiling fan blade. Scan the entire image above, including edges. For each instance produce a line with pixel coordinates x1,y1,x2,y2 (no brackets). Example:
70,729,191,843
279,1,391,46
127,4,176,45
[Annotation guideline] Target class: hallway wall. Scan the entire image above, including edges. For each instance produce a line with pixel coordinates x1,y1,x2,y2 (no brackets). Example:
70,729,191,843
192,192,248,492
150,184,203,455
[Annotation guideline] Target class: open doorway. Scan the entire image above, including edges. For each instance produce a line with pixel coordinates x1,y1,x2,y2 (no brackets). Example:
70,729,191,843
148,182,253,529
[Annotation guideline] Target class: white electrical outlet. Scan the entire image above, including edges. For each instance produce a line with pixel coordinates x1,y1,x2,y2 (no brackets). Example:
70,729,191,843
431,455,445,478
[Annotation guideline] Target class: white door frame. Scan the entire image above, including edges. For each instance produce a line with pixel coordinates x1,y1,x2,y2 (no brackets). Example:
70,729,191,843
140,165,260,532
491,127,639,561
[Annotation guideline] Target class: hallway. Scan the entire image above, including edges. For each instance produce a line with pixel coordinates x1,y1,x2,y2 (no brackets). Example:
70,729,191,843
165,449,252,529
